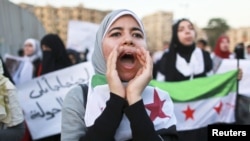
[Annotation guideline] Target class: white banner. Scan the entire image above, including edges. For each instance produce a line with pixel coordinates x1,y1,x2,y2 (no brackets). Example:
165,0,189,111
16,62,95,140
216,59,250,97
66,20,99,62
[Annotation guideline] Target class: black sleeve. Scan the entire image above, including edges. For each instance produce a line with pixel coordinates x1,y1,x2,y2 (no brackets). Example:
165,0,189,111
79,93,127,141
124,100,178,141
202,50,213,73
158,125,179,141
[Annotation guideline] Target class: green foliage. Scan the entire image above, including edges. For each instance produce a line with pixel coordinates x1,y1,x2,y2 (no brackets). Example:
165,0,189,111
203,18,230,49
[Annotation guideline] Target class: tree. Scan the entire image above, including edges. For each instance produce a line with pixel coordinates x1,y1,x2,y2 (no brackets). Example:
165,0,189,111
203,18,230,49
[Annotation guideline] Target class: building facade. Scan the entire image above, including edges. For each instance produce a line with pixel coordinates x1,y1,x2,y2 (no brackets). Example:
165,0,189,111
18,3,216,54
142,11,173,52
227,27,250,51
19,3,110,45
0,0,46,56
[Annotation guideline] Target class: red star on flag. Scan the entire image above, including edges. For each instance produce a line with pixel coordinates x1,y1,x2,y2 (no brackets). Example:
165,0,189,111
182,105,195,120
214,101,223,114
145,89,170,121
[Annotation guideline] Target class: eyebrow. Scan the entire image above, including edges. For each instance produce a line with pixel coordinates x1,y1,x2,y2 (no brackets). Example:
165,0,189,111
108,27,143,34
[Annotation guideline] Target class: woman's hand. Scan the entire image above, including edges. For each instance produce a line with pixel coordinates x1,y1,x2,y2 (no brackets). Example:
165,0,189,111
106,46,125,98
237,68,243,80
126,47,153,105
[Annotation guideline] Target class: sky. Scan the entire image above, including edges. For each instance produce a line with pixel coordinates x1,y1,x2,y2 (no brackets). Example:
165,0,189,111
9,0,250,28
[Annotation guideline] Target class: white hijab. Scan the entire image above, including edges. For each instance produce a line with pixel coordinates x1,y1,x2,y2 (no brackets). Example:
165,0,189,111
23,38,42,62
91,9,146,75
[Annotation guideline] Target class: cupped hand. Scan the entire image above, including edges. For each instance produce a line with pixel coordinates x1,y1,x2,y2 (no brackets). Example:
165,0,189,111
106,46,125,98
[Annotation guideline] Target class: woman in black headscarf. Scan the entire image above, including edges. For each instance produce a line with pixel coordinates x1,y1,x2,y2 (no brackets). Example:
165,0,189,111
39,33,72,75
158,18,212,82
36,33,72,141
157,18,213,141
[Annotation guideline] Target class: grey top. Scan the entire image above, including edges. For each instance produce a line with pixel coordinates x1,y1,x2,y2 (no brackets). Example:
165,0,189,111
211,54,223,73
61,85,87,141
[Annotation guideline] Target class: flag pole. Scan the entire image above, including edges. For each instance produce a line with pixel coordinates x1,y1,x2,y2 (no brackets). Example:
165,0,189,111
235,57,240,124
234,44,242,124
236,58,239,95
235,44,242,95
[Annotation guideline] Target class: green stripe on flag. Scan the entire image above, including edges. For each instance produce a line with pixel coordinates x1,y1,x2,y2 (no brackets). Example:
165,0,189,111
91,74,107,88
91,70,237,103
150,70,237,102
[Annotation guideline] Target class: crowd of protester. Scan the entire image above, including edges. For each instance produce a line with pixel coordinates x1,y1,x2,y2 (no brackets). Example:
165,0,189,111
1,8,250,141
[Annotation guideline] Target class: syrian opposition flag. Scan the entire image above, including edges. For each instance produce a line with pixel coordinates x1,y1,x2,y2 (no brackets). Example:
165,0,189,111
150,70,237,131
84,74,177,141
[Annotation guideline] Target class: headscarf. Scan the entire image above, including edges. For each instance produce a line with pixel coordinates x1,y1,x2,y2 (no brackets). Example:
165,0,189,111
0,59,24,126
23,38,42,62
0,61,11,123
213,35,231,58
158,18,212,81
40,33,72,75
0,60,11,124
91,9,146,75
159,18,196,77
169,18,196,62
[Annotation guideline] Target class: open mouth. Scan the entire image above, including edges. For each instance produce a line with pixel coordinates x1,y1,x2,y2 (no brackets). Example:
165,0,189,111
118,52,136,69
